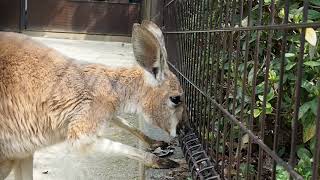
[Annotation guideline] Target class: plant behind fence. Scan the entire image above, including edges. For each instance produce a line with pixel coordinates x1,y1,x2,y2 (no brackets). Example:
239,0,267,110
156,0,320,179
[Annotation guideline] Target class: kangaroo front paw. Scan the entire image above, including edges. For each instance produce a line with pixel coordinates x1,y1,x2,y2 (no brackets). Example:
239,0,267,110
153,157,179,169
149,141,169,150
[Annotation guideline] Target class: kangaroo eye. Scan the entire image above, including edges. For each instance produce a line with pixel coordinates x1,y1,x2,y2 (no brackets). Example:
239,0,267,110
170,96,182,105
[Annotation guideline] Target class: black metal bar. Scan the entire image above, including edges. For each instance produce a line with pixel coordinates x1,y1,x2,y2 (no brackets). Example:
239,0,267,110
226,0,237,178
235,1,244,178
194,0,201,140
168,61,304,180
203,0,212,152
241,0,253,178
248,0,263,178
312,98,320,180
158,0,319,179
257,0,275,178
19,0,26,32
289,0,309,172
164,22,320,34
213,1,225,172
272,0,290,179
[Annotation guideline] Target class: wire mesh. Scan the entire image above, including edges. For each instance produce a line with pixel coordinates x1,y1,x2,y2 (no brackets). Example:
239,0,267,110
154,0,320,179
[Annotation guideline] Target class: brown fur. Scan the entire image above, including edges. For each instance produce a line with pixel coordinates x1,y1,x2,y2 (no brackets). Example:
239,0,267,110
0,20,184,179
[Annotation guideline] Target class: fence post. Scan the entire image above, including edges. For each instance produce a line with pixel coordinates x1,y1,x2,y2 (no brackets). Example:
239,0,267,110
142,0,151,20
19,0,26,32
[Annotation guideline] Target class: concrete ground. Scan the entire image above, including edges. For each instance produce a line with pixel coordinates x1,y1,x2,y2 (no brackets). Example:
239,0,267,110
5,36,188,180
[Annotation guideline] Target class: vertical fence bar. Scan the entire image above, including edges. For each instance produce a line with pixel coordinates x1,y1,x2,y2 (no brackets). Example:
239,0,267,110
209,0,220,165
189,0,196,128
201,0,210,150
249,0,263,178
227,0,237,179
235,0,244,178
214,1,226,173
185,0,191,110
194,0,201,138
204,0,212,152
257,0,275,178
272,0,290,179
240,0,253,178
187,0,193,128
220,0,230,175
198,0,206,145
289,0,309,171
159,0,320,179
206,0,216,154
312,98,320,180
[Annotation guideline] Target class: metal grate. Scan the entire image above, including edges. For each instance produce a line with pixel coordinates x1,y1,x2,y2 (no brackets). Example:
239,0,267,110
179,126,220,179
152,0,320,179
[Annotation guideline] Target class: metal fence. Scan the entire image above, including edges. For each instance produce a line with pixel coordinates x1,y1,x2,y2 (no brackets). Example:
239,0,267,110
153,0,320,179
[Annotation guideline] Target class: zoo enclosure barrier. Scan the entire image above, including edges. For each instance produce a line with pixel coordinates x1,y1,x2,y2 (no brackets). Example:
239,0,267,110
152,0,320,179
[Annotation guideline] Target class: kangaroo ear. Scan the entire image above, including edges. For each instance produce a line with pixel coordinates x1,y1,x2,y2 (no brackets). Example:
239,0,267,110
141,20,165,47
141,21,168,75
132,23,165,81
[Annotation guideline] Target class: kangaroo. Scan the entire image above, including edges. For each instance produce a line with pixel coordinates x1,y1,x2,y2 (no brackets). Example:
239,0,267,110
0,20,186,180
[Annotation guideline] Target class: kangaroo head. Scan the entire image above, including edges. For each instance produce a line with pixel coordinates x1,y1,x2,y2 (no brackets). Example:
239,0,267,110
131,20,185,137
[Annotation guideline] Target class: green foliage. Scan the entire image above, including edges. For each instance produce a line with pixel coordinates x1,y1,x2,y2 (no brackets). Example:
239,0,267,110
182,0,319,178
205,0,319,178
276,166,290,180
239,163,255,178
276,147,314,179
238,0,320,178
244,0,319,178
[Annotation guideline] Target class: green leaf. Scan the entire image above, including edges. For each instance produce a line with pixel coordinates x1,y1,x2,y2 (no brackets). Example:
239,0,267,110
304,60,320,67
264,0,271,5
266,102,272,109
254,108,262,118
268,70,277,82
292,8,303,23
266,102,273,114
308,10,320,20
285,53,296,58
303,114,317,143
267,88,275,101
310,98,318,116
240,163,255,175
276,166,289,180
302,80,316,93
310,0,320,6
279,8,285,19
310,137,316,152
304,125,316,143
256,82,265,94
299,102,311,119
258,95,264,101
248,67,254,84
297,147,312,161
286,62,296,70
